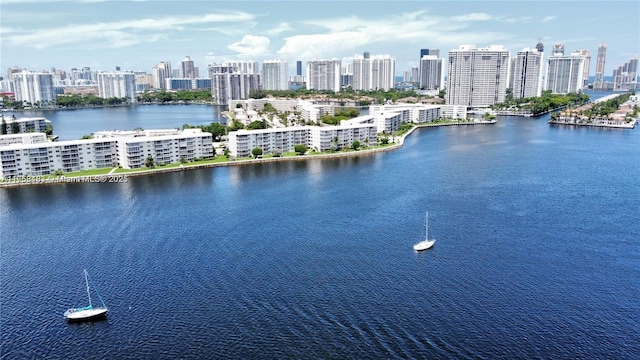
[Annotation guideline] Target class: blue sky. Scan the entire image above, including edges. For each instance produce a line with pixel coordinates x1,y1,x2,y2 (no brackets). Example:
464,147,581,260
1,0,638,77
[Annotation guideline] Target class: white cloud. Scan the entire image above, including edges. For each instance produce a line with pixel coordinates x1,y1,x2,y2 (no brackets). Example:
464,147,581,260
542,16,557,22
4,11,258,49
266,22,292,36
277,10,520,61
228,35,271,56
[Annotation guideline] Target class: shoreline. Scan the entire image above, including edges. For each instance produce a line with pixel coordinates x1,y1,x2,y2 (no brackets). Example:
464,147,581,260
0,120,495,188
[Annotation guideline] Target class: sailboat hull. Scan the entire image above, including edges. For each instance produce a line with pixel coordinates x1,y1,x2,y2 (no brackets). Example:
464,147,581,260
64,307,108,321
413,239,435,251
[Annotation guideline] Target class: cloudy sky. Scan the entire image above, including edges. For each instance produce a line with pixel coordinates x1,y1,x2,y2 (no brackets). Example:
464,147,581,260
1,0,638,77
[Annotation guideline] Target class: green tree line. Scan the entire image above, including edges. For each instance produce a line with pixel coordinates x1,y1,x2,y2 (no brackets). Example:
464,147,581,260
491,91,590,115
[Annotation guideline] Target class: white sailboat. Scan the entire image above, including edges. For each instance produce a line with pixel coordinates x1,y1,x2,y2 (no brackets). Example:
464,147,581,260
64,269,108,321
413,211,436,251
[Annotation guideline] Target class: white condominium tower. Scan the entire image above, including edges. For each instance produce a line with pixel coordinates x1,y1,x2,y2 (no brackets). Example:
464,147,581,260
181,56,196,78
573,50,591,87
446,45,510,107
209,64,260,106
225,60,260,75
306,60,341,93
419,55,443,90
261,60,289,90
12,71,55,105
96,72,137,102
594,43,607,90
545,53,585,94
511,48,543,98
352,52,396,91
612,56,638,91
151,61,172,89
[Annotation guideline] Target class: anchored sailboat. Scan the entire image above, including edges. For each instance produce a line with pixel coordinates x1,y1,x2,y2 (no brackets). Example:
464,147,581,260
64,269,108,321
413,211,436,251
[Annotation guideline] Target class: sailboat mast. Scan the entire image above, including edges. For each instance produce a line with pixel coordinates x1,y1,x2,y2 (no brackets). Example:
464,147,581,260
425,211,428,240
84,269,92,308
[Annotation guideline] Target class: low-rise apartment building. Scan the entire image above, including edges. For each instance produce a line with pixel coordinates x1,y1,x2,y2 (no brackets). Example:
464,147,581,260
0,128,213,179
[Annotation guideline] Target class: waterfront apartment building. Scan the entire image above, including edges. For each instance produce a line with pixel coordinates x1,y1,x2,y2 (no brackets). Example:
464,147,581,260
574,50,591,87
352,53,396,91
419,55,443,91
545,53,585,94
261,60,289,90
181,56,196,79
446,45,510,107
209,64,260,106
511,48,543,98
12,71,56,105
0,128,213,179
96,72,137,102
306,60,341,93
0,116,51,135
227,123,377,158
165,78,212,90
594,43,607,90
612,56,639,91
151,61,172,89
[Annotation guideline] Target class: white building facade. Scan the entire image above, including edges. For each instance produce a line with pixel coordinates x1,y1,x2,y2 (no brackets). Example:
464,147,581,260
446,45,510,107
419,55,443,91
261,60,289,90
353,54,395,91
511,48,544,98
0,129,213,179
13,71,56,105
96,72,137,102
151,61,172,89
306,60,341,92
545,54,585,94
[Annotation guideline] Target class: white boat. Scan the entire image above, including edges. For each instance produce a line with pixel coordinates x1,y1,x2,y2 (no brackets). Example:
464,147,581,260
413,211,436,251
64,269,108,321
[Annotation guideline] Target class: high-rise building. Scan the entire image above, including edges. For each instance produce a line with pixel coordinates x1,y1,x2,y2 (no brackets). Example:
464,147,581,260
209,64,260,106
420,49,440,58
261,60,289,90
7,66,24,81
419,55,443,91
574,50,591,87
296,61,302,76
446,45,510,107
411,67,419,83
151,61,172,89
545,53,585,94
552,43,565,55
594,43,607,89
181,56,196,78
12,71,55,105
225,61,259,75
306,60,341,92
612,56,639,91
96,72,137,102
352,53,395,91
535,40,544,53
511,48,543,98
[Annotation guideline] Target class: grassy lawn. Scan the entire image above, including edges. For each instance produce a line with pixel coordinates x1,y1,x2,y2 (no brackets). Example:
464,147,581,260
62,168,115,177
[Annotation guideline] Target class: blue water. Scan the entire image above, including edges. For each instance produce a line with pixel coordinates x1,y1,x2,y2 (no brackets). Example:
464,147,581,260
13,104,226,141
1,102,639,359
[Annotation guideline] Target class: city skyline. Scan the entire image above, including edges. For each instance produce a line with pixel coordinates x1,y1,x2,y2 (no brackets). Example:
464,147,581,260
1,1,639,77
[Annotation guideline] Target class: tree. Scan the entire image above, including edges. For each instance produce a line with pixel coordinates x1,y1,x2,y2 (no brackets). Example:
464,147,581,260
352,140,360,150
247,120,267,130
11,122,20,134
294,144,307,155
145,156,155,168
252,147,263,159
1,119,6,135
438,89,446,99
